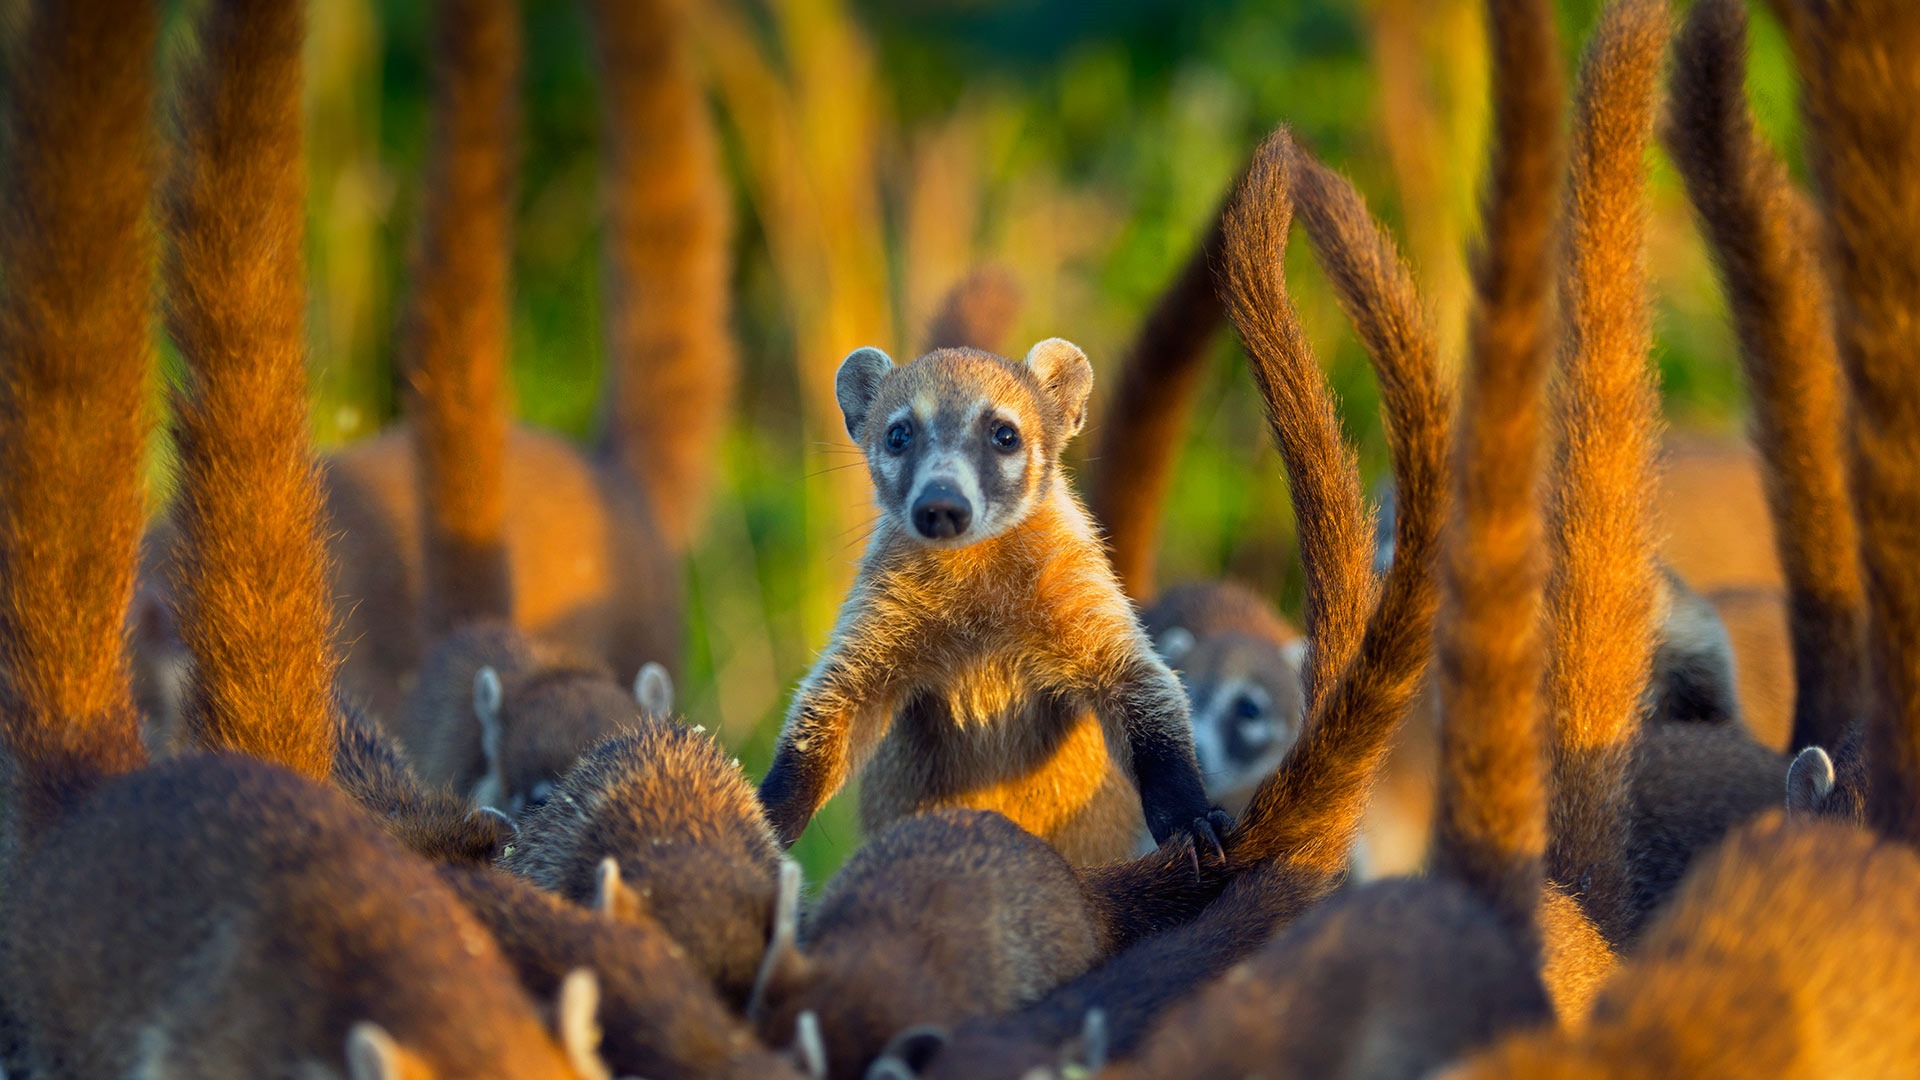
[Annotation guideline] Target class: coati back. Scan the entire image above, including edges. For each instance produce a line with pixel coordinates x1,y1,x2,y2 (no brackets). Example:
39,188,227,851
1142,581,1306,815
0,3,598,1073
319,0,732,723
758,341,1226,865
501,719,784,1008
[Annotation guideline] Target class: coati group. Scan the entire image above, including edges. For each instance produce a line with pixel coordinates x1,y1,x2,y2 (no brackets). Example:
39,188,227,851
3,0,1920,1076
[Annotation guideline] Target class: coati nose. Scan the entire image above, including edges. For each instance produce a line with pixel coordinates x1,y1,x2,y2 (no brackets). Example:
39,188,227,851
911,481,973,539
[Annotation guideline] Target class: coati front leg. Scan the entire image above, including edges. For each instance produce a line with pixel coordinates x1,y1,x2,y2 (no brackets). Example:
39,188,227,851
759,640,898,847
1092,651,1231,861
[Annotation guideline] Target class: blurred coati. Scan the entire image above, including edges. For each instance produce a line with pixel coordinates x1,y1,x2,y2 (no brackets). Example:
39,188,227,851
756,340,1228,865
281,0,736,725
924,264,1023,355
501,718,787,1009
0,1,605,1074
908,112,1456,1079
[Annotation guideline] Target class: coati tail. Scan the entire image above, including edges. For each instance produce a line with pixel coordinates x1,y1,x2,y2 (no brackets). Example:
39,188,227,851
923,265,1023,356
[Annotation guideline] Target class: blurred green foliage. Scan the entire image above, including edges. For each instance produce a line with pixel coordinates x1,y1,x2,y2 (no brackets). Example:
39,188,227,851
158,0,1803,876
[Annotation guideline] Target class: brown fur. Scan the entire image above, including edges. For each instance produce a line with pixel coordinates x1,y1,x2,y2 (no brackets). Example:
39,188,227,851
1446,813,1920,1079
502,721,784,1008
161,0,336,781
0,0,158,831
588,0,735,552
405,0,521,636
754,810,1105,1079
1784,0,1920,843
3,755,593,1078
1665,0,1864,755
1087,203,1230,601
1544,0,1669,944
923,265,1022,355
760,344,1220,865
331,699,513,866
1223,132,1451,877
400,617,542,786
1625,720,1786,922
440,864,804,1080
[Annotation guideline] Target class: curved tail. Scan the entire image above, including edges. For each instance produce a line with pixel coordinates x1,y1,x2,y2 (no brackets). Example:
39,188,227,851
1430,0,1566,951
405,0,522,637
1785,0,1920,843
589,0,737,553
923,265,1022,355
164,0,336,781
1666,0,1862,757
1087,205,1232,602
1221,131,1451,877
0,0,160,832
1544,0,1670,942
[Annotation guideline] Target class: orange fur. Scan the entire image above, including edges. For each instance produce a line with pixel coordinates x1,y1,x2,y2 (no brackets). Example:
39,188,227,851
589,0,736,552
1431,0,1565,951
0,0,158,831
405,0,521,636
162,0,336,780
1665,0,1863,755
1545,0,1669,942
1784,0,1920,842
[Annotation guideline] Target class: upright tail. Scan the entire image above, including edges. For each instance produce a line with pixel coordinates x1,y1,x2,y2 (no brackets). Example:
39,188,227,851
0,0,160,832
163,0,336,781
1544,0,1670,942
1785,0,1920,843
1222,132,1451,876
1429,0,1565,953
923,265,1022,355
1087,203,1232,602
590,0,737,553
1665,0,1862,757
405,0,522,638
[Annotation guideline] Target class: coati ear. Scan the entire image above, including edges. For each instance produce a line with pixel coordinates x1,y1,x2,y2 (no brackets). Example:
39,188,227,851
346,1023,431,1080
1787,746,1837,814
632,662,674,718
558,968,612,1080
593,856,646,922
748,859,808,1021
1023,338,1093,439
836,347,894,442
474,666,505,774
793,1009,827,1080
1155,626,1196,666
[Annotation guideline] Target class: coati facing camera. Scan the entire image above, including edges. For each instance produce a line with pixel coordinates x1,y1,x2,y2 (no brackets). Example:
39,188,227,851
757,340,1227,865
1143,581,1307,814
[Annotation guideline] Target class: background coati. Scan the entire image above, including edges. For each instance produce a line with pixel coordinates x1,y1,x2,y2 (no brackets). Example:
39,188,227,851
757,338,1227,865
0,1,602,1075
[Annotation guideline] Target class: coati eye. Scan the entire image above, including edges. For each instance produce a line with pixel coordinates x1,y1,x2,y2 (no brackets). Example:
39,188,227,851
991,424,1020,451
525,781,555,812
1235,695,1263,720
886,421,913,454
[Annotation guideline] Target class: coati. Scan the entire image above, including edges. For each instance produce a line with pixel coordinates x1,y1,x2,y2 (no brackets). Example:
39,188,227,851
440,862,811,1080
501,718,786,1009
911,118,1455,1079
284,0,734,725
0,2,603,1074
332,695,518,865
924,264,1023,356
756,340,1228,865
1142,581,1306,816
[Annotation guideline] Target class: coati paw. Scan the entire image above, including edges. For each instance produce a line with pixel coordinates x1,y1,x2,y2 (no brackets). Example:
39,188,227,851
1162,810,1231,875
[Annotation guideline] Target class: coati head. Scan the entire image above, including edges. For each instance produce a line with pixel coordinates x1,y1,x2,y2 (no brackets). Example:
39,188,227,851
472,660,674,816
835,340,1093,547
1144,582,1308,811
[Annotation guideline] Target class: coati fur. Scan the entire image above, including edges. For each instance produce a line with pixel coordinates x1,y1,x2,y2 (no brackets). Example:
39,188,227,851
1663,0,1864,757
757,339,1227,865
924,264,1023,356
293,0,733,725
440,862,809,1080
331,696,517,866
501,719,785,1009
0,6,600,1072
1142,581,1306,816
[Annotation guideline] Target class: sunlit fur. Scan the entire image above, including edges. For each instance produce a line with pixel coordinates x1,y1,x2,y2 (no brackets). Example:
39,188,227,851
161,0,337,781
762,342,1217,865
1544,0,1669,945
0,0,157,831
1665,0,1864,758
405,0,520,636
